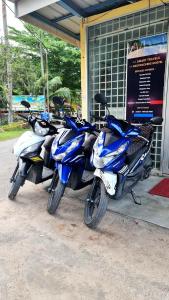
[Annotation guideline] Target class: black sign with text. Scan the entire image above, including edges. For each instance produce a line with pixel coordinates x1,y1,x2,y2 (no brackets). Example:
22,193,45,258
126,34,167,123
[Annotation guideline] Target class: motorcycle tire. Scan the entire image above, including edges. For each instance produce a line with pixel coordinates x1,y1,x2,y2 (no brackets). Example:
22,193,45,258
8,172,25,200
143,166,152,179
47,180,66,215
84,179,108,229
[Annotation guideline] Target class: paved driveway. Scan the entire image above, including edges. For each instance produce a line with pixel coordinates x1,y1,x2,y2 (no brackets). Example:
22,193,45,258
0,138,169,300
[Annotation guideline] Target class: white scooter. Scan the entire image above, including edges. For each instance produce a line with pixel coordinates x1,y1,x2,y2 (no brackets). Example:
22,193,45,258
8,100,59,200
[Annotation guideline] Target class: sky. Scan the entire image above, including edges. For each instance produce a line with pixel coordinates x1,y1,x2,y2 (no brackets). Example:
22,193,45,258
0,0,24,37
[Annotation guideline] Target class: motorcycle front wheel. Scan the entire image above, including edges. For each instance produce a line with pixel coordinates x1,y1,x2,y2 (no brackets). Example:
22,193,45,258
47,180,66,215
8,172,25,200
84,178,108,229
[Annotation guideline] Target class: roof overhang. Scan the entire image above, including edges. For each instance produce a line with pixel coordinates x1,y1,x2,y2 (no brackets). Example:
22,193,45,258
8,0,168,47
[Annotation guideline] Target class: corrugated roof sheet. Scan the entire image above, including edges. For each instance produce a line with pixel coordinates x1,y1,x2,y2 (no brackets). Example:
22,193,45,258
9,0,142,45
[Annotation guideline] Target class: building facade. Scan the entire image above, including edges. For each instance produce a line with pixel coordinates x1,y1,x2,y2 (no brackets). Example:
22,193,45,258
8,0,169,174
81,2,169,174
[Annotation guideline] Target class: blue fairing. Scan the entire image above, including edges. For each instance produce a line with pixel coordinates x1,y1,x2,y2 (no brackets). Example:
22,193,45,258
106,116,140,137
52,133,85,164
52,117,92,184
92,131,129,171
57,163,72,184
92,114,146,179
99,132,130,157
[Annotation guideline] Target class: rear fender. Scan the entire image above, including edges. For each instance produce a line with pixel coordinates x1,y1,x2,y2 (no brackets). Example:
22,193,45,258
58,163,72,184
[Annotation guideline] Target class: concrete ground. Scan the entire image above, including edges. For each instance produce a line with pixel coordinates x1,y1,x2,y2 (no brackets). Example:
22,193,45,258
108,175,169,228
1,139,169,300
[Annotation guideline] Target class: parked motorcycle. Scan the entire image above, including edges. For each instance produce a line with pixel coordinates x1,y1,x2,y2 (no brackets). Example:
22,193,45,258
8,100,58,200
47,116,98,214
84,93,163,229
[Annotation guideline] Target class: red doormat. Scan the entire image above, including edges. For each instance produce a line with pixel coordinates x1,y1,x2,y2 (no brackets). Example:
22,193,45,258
149,178,169,198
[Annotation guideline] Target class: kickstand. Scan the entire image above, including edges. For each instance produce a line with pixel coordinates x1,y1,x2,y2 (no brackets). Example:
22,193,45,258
131,189,141,205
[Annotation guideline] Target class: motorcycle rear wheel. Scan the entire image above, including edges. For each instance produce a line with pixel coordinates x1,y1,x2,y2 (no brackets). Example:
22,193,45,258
8,172,25,200
47,180,66,215
84,178,108,229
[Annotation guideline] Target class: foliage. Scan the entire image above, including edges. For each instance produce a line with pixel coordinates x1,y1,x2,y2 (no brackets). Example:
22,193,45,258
48,76,71,100
0,44,7,108
1,120,27,131
0,128,27,141
48,76,62,92
55,87,71,100
0,23,81,109
0,84,7,108
8,24,81,94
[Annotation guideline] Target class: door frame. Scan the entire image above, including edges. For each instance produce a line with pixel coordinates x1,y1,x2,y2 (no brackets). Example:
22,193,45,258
161,26,169,175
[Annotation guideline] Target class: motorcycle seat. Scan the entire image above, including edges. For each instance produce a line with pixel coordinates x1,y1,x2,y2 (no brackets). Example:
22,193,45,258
126,139,146,159
139,124,153,139
126,125,153,163
126,138,147,164
126,127,152,163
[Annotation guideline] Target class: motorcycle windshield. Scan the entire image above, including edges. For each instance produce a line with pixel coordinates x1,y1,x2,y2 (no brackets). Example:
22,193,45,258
58,129,77,145
107,117,140,137
95,131,129,157
65,116,95,132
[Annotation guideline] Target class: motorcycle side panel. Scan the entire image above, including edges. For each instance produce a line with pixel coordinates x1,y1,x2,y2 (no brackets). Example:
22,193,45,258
26,163,43,184
67,167,84,189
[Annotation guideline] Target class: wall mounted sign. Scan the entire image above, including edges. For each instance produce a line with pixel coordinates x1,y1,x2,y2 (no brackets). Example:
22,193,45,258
126,34,167,123
12,95,45,111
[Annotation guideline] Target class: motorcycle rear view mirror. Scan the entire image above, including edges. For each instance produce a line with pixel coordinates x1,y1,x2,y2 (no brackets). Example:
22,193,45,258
94,93,110,115
94,93,107,106
52,96,65,107
150,117,163,125
21,100,30,109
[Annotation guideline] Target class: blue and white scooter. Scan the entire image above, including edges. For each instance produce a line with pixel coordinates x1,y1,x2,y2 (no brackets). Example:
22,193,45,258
47,116,98,214
84,94,163,229
8,100,58,200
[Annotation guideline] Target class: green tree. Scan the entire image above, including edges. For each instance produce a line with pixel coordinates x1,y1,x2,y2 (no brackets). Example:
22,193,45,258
8,24,81,92
0,24,81,110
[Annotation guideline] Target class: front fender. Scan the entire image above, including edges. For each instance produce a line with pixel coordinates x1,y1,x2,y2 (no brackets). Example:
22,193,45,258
94,169,117,196
58,163,72,185
18,158,31,179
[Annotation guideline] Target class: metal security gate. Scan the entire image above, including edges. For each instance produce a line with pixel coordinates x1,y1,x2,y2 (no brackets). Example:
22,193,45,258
88,5,169,171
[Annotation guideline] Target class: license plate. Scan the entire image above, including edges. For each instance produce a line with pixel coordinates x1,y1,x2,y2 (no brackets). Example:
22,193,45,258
30,156,43,162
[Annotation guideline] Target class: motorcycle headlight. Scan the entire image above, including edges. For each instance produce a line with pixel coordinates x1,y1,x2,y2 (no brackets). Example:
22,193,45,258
53,139,80,161
34,122,49,136
21,142,42,156
93,154,113,168
106,143,128,157
93,143,128,168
